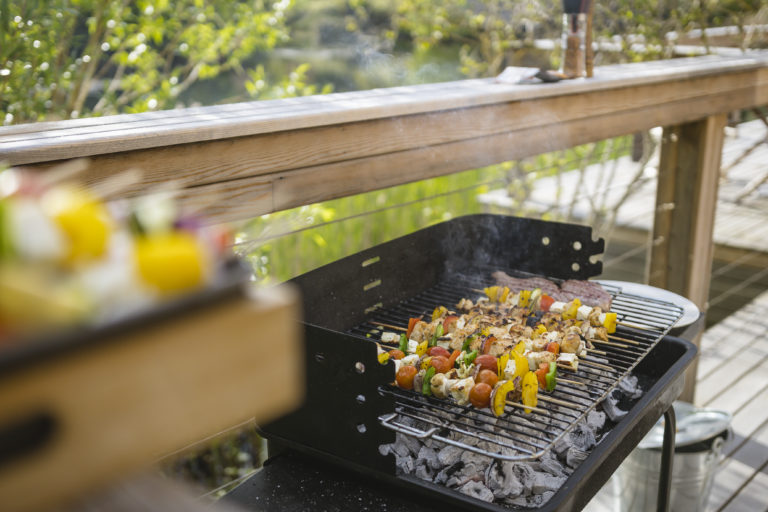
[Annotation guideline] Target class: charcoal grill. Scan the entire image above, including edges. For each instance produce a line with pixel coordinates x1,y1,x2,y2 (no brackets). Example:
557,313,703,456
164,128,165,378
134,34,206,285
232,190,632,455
257,214,697,511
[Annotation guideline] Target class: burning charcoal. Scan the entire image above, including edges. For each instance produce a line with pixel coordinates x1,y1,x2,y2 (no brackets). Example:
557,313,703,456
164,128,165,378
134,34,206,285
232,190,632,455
568,422,596,451
532,472,567,494
437,445,463,466
414,462,434,482
446,463,484,488
395,454,415,474
534,453,566,477
566,447,589,468
434,461,464,485
512,463,537,494
392,441,410,459
552,437,570,459
619,375,642,399
587,410,606,432
485,461,524,499
459,480,495,503
461,450,492,468
418,446,442,471
602,395,629,422
400,432,423,456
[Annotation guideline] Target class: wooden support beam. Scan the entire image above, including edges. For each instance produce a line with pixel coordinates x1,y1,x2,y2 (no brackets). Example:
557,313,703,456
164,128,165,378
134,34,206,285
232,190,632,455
648,113,727,402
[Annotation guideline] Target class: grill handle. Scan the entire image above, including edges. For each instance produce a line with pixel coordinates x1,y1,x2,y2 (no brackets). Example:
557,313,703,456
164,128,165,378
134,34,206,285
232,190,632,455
379,413,440,440
378,413,541,462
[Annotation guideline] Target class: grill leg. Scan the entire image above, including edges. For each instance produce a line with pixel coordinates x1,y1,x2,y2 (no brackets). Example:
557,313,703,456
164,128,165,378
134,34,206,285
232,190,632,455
657,406,676,512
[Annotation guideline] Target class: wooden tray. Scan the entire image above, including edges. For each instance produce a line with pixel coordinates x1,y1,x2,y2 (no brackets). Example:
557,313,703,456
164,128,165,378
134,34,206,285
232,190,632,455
0,271,303,512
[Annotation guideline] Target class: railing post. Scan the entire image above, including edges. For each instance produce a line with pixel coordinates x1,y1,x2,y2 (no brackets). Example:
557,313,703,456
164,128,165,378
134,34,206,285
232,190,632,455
647,113,727,402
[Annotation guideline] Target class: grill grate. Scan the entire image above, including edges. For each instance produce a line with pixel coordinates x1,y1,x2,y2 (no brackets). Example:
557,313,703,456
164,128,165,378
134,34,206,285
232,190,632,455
347,269,684,463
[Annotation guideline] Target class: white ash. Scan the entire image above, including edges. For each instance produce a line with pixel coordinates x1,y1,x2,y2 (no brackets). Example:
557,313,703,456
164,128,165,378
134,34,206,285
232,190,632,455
485,461,524,499
379,376,647,508
460,480,495,502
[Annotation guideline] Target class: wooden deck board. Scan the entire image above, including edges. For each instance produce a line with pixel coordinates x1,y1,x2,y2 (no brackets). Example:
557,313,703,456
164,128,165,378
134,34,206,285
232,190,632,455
586,288,768,511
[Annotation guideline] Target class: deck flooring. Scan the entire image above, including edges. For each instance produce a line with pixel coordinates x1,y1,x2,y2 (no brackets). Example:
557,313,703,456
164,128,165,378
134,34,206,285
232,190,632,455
698,290,768,512
585,289,768,511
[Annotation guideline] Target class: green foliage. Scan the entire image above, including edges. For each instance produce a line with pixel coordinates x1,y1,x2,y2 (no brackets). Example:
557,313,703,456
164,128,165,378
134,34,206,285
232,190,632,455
347,0,557,77
0,0,322,124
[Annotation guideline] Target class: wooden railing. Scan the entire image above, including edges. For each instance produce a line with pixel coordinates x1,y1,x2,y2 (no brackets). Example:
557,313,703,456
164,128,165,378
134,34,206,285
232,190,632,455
3,53,768,405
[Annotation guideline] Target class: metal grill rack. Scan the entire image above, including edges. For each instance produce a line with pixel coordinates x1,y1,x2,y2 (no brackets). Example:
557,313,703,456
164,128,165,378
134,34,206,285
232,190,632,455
349,270,684,463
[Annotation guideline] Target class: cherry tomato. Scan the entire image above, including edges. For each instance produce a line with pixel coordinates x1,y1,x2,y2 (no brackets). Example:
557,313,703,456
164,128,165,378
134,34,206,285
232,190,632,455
545,341,560,355
476,369,499,388
430,355,451,374
474,354,497,374
388,349,405,360
428,346,451,358
469,382,492,408
540,294,555,312
443,315,459,333
396,365,418,389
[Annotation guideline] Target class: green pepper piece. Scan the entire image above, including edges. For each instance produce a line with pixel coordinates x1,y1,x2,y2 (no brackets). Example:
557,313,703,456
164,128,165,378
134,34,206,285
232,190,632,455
462,334,476,352
429,323,444,347
422,366,436,396
464,349,478,366
545,361,557,392
398,333,408,353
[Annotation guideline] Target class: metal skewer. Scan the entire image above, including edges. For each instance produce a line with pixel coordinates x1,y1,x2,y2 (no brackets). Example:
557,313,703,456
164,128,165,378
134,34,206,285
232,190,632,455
617,320,657,331
607,334,640,345
506,400,548,414
589,338,630,349
371,321,407,332
538,394,580,409
558,377,587,387
580,360,616,372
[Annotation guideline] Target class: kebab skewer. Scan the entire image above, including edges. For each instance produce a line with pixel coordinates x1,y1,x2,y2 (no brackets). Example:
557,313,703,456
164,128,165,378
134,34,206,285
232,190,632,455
377,287,614,415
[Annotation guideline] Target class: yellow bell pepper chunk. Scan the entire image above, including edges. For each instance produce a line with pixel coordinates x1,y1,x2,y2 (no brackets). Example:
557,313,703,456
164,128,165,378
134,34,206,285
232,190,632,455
492,380,516,417
432,305,447,322
497,352,510,379
420,356,433,370
563,298,582,320
378,352,390,364
416,340,429,357
511,351,529,380
513,341,526,355
134,232,207,295
46,187,111,264
519,290,532,308
536,324,547,335
499,286,510,303
484,286,499,302
522,371,538,413
603,312,617,334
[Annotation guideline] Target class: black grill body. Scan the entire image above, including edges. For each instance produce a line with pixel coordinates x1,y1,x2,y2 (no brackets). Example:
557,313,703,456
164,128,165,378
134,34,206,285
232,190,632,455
259,214,696,511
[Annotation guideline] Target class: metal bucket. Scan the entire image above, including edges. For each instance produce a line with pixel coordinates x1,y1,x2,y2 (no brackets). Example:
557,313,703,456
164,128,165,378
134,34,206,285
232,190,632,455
615,402,731,512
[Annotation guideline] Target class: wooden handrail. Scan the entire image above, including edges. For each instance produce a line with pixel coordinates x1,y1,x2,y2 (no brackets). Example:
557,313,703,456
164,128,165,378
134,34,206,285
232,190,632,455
1,54,767,225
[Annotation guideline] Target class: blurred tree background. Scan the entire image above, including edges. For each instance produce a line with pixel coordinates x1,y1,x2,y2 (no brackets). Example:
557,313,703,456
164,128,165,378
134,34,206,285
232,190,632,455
2,0,767,497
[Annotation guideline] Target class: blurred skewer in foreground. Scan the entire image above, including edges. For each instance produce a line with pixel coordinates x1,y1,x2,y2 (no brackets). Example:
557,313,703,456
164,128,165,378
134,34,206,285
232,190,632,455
0,160,234,343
